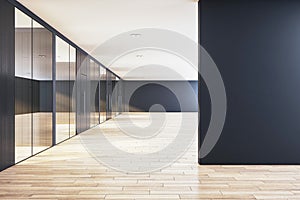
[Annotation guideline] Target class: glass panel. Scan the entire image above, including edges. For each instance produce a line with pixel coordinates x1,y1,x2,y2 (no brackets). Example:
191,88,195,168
95,63,100,125
111,74,116,118
15,8,32,162
56,36,70,143
70,46,76,136
115,77,122,116
106,70,112,119
32,20,53,154
90,60,97,127
100,66,106,123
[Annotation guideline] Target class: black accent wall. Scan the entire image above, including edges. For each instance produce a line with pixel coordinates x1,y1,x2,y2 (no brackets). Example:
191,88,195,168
0,0,15,171
124,81,198,112
199,0,300,164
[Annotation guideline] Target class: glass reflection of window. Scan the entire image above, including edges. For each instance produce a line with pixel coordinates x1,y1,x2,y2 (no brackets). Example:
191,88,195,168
15,8,32,162
56,36,70,143
116,77,122,116
70,46,76,136
90,59,99,128
111,74,116,118
15,10,53,161
106,70,113,120
32,20,53,155
95,62,100,125
100,66,106,123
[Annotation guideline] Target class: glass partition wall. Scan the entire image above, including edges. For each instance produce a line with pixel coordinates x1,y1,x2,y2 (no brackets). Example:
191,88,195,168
100,66,107,123
14,7,120,163
107,72,120,119
70,47,76,137
111,74,116,118
107,73,122,119
106,70,113,119
55,36,76,143
32,20,53,155
15,9,32,162
115,77,122,116
15,9,53,161
90,59,100,128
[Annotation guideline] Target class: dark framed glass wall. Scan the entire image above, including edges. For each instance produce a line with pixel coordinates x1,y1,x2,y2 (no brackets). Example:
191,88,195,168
90,59,100,127
115,77,122,116
108,73,122,118
100,66,107,123
108,71,121,119
95,62,100,125
32,20,53,155
106,70,113,119
70,46,76,137
15,8,53,161
111,74,117,118
15,8,32,162
13,4,121,165
55,36,76,143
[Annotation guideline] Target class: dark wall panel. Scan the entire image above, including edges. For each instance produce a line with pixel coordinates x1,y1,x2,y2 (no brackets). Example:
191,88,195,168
199,0,300,164
124,81,198,112
0,0,15,171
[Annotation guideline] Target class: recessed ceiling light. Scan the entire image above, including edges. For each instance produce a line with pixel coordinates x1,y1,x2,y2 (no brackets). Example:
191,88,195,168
136,55,143,58
130,33,142,38
38,54,46,58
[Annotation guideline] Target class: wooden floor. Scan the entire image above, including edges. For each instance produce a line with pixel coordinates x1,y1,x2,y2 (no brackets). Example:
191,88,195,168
1,113,300,199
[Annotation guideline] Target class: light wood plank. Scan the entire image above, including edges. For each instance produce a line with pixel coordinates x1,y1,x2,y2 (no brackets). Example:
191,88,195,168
1,113,300,199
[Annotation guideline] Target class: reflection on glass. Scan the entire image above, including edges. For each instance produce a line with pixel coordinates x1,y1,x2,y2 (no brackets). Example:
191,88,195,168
90,60,99,127
70,46,76,136
95,62,100,125
15,11,53,160
32,20,53,154
106,70,113,119
112,74,117,118
56,36,70,143
15,5,122,162
55,37,76,143
15,8,32,162
100,66,106,123
115,77,122,116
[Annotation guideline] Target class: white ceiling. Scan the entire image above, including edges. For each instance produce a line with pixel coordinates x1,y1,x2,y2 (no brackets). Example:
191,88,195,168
17,0,198,80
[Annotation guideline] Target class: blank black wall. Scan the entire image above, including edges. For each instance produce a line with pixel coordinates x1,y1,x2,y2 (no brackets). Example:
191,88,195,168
0,0,15,170
124,81,198,112
200,0,300,164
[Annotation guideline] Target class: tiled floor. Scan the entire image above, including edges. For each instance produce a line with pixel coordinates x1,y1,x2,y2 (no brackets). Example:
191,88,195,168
1,113,300,199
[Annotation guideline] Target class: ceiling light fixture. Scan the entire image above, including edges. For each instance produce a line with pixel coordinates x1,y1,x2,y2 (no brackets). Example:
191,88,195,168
130,33,142,38
38,54,46,58
136,55,143,58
